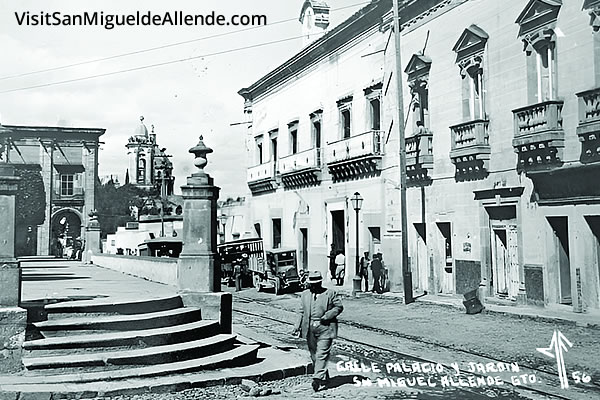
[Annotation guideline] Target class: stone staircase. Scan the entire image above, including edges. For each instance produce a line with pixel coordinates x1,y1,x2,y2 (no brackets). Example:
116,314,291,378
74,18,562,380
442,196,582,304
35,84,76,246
0,294,261,394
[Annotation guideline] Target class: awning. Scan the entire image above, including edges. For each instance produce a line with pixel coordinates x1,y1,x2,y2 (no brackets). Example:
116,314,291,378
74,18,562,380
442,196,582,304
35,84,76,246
54,164,85,173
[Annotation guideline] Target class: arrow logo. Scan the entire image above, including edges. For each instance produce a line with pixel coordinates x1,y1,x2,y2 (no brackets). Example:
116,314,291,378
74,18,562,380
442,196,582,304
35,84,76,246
536,330,573,389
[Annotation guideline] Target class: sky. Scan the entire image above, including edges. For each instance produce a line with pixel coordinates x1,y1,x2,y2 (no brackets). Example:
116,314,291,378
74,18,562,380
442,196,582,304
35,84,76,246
0,0,366,198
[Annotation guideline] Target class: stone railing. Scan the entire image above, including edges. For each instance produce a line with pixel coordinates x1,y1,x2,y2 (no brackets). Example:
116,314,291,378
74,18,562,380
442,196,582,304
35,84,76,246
577,87,600,124
246,160,275,183
279,148,322,174
327,130,383,164
450,119,489,151
512,100,563,138
576,87,600,163
405,131,433,167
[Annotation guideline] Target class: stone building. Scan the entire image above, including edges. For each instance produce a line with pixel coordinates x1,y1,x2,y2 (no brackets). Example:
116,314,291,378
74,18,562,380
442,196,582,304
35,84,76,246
240,0,600,312
382,0,600,312
0,123,104,256
239,0,394,286
126,116,174,196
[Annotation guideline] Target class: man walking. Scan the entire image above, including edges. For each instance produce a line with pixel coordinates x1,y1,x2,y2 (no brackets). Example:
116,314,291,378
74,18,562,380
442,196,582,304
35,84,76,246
292,271,343,392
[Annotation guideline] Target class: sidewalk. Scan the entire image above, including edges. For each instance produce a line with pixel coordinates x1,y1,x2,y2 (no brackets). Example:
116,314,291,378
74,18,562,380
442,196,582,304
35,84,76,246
328,284,600,329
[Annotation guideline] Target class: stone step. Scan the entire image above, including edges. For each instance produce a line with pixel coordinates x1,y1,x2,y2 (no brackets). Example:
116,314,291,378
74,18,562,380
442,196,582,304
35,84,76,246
24,320,220,350
34,307,201,331
1,344,260,385
24,334,238,369
0,347,310,397
44,295,184,315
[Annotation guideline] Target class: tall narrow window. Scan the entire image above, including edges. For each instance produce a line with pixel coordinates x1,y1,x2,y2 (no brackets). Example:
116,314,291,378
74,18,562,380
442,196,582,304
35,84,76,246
453,25,489,121
515,0,561,104
137,157,146,184
310,110,322,149
364,82,382,131
337,96,353,139
288,121,299,154
405,54,432,134
256,137,263,165
272,218,282,249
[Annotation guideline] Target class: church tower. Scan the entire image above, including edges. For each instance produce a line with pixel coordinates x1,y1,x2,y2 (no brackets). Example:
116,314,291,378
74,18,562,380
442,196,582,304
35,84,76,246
299,0,330,47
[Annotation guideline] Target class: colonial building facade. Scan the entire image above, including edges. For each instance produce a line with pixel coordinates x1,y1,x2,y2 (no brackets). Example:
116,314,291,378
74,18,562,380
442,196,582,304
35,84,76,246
239,0,393,285
0,123,104,256
240,0,600,312
383,0,600,312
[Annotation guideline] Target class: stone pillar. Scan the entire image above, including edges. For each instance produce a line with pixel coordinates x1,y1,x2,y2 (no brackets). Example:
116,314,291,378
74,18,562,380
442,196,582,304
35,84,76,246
84,211,101,263
177,136,221,292
0,164,26,373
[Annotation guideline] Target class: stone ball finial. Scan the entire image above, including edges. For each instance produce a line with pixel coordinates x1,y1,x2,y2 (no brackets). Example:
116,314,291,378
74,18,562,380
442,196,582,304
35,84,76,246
140,116,144,122
189,135,214,172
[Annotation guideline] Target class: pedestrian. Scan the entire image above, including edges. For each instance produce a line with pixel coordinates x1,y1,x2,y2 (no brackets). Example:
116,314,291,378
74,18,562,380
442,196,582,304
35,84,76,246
334,250,345,286
360,251,370,292
292,271,343,392
327,244,337,282
25,226,35,256
371,253,383,294
233,261,242,292
380,253,390,292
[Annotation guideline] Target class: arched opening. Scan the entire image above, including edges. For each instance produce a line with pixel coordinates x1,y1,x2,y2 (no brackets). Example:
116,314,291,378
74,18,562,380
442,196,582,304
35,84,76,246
50,209,82,258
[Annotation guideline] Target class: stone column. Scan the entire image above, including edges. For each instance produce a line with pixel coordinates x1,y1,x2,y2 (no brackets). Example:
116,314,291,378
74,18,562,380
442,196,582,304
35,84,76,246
0,164,27,373
177,136,221,292
84,211,101,263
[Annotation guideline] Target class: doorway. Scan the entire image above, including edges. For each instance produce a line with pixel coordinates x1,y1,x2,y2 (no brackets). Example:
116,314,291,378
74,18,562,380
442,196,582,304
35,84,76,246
413,223,428,292
487,206,519,300
254,223,262,239
299,228,308,271
331,210,345,254
548,217,572,305
436,222,453,294
585,216,600,305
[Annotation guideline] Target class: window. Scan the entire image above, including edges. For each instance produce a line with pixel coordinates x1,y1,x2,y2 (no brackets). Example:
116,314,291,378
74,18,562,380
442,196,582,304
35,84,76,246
515,0,561,104
288,121,299,154
255,135,263,165
310,110,322,149
137,157,146,183
337,96,353,139
405,54,432,133
60,174,74,196
364,82,382,131
272,218,282,249
269,130,278,162
453,25,489,120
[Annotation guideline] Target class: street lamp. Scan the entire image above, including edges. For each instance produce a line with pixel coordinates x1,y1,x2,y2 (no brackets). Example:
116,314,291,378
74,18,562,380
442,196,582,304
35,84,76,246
350,192,363,296
218,213,227,244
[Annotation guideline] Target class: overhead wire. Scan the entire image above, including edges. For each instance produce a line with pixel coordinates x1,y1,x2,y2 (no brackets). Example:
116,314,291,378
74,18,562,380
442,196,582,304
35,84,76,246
0,1,370,82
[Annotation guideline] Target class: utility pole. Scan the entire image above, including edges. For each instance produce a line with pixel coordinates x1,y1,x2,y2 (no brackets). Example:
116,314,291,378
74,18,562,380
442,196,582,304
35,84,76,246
392,0,413,304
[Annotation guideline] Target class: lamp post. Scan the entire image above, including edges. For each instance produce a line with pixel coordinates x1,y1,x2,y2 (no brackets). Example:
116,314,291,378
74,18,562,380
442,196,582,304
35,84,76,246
350,192,363,296
218,213,227,244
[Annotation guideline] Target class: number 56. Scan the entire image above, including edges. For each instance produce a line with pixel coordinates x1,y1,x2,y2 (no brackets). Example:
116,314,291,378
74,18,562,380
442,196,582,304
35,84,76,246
572,371,591,384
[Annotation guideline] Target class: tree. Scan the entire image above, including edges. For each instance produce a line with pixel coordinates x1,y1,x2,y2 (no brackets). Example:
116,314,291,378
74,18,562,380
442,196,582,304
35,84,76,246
96,182,151,238
14,165,46,256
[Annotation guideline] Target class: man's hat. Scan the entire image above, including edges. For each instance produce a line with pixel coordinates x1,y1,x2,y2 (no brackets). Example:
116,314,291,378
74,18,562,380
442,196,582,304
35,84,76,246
307,271,323,284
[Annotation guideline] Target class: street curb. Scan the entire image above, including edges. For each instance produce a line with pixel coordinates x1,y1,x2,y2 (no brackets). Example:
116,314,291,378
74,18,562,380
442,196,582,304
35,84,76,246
337,290,600,330
0,363,312,399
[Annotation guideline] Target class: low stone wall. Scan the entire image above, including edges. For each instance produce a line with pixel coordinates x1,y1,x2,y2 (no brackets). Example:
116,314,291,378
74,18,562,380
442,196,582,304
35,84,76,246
0,307,26,373
92,254,178,286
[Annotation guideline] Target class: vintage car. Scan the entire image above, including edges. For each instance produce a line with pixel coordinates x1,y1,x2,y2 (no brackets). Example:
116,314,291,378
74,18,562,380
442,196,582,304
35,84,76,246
254,248,305,295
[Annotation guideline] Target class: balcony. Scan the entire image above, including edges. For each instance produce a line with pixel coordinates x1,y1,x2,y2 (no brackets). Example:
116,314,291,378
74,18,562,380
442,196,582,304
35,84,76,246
326,130,383,183
246,161,277,195
405,130,433,183
576,87,600,164
449,119,490,179
512,100,564,172
278,148,322,190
